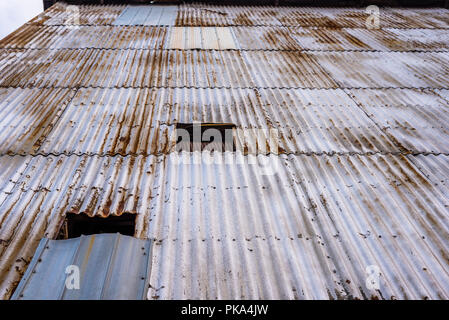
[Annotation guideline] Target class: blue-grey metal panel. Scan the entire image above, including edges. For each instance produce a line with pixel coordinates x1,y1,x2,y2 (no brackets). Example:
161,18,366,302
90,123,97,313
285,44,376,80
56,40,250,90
131,7,153,26
112,5,177,26
112,6,139,26
12,234,152,300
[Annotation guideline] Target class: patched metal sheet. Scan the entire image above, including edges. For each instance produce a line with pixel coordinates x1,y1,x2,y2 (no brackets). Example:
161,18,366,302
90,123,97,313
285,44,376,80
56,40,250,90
12,234,152,300
145,153,449,299
313,51,449,88
0,88,76,155
174,5,449,29
0,25,169,49
168,27,237,49
1,2,449,301
15,87,398,156
29,2,125,26
113,5,177,26
347,88,449,153
1,153,449,299
242,51,338,88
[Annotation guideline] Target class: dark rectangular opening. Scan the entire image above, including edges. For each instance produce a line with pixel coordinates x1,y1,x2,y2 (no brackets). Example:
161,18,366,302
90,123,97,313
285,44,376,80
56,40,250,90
175,123,236,152
57,213,136,239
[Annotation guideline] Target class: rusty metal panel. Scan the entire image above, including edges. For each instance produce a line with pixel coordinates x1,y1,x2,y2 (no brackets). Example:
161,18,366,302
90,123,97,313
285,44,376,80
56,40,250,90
357,28,449,52
74,49,254,88
0,154,160,298
0,49,256,88
0,88,76,155
347,88,449,153
242,51,338,88
385,7,449,29
232,26,301,50
168,27,237,49
407,154,449,193
29,2,125,26
1,153,449,299
0,3,449,301
0,25,169,49
144,153,449,299
285,27,449,52
38,89,174,155
0,49,99,87
12,234,152,300
313,51,449,88
20,87,399,156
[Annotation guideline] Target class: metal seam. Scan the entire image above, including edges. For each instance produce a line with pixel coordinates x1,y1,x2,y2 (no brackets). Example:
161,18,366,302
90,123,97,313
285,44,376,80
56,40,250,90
1,151,448,157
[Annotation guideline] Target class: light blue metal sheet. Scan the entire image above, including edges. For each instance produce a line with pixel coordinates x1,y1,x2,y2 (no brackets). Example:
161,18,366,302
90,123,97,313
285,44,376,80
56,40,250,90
12,234,152,300
131,7,153,26
112,5,177,26
158,6,178,26
112,6,139,26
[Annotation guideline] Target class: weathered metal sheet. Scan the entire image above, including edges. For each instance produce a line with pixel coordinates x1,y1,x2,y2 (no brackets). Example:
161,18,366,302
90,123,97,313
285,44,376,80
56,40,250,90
0,154,160,298
38,89,175,154
347,88,449,153
74,49,254,88
232,26,301,50
0,49,98,88
286,27,449,52
313,51,449,88
386,7,449,29
407,154,449,193
242,51,338,88
168,27,237,49
113,5,178,26
144,153,449,299
0,88,76,155
175,5,449,29
12,234,152,300
0,49,257,88
176,4,265,27
15,87,397,156
363,28,449,52
29,2,125,26
1,153,448,300
0,25,169,49
0,3,449,301
410,156,449,195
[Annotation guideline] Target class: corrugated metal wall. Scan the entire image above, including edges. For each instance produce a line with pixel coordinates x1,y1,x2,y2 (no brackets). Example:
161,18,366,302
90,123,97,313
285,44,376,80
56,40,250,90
0,2,449,299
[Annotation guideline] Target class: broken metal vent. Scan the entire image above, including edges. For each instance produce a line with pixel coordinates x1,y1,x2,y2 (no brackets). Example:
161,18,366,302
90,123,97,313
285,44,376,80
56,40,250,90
12,234,152,300
175,123,236,152
57,213,136,239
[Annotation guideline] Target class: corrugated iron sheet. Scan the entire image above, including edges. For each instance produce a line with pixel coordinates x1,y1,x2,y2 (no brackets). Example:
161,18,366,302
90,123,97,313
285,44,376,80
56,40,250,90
0,25,169,49
0,49,260,88
0,87,399,156
313,51,449,88
113,5,178,26
28,2,125,26
168,27,238,49
12,234,152,300
145,153,449,299
3,26,448,52
1,153,448,299
0,88,76,155
0,3,449,300
175,5,449,29
347,88,449,153
287,27,449,52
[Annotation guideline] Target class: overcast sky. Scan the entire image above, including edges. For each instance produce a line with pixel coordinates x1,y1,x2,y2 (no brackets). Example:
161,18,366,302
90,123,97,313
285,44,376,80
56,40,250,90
0,0,44,40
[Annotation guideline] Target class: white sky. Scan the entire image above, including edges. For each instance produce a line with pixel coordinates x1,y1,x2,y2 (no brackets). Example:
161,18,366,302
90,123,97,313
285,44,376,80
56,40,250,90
0,0,44,40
